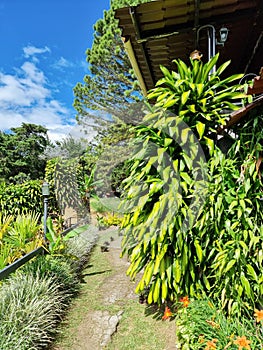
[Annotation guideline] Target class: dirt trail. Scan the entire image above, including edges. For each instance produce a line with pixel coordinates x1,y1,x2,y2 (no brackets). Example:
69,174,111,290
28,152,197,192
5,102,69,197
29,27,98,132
51,227,177,350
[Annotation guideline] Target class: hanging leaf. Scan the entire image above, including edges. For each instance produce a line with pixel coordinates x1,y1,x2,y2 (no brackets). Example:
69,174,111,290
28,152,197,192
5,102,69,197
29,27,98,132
196,121,205,139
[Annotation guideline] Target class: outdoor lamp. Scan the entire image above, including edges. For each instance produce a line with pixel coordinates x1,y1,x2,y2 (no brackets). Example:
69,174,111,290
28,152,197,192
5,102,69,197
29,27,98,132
42,181,50,196
217,27,229,45
42,181,50,243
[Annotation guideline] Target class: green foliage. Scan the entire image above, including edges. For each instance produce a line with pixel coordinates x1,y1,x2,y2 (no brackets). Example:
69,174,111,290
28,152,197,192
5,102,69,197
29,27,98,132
45,218,88,255
102,213,123,227
0,221,98,349
4,212,42,254
0,123,50,184
176,299,262,349
45,157,88,218
147,53,245,140
119,55,262,315
0,180,43,215
21,255,80,301
0,272,68,349
64,225,98,271
200,150,263,315
0,212,43,269
73,0,150,124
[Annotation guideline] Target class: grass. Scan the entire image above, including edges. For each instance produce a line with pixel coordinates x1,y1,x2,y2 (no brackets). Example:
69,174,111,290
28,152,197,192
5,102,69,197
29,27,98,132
51,239,177,350
105,299,176,350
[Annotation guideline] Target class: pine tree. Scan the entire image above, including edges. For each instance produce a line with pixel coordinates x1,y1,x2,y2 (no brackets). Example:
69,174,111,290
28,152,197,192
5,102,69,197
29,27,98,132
73,0,150,127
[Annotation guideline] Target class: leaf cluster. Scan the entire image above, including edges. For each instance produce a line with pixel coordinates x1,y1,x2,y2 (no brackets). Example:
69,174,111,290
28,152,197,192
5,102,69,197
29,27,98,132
120,54,263,315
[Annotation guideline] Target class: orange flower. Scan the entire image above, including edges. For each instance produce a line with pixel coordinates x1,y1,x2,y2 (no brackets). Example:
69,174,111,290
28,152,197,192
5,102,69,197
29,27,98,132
162,306,172,320
233,336,251,350
254,309,263,323
179,296,190,307
206,319,220,329
205,338,217,350
198,335,205,343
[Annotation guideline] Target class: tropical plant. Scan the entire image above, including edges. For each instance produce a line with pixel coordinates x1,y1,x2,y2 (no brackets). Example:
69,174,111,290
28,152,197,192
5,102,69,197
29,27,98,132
0,213,13,240
0,180,57,215
120,54,249,309
45,157,88,219
0,211,43,270
45,218,90,256
0,243,14,270
202,150,263,315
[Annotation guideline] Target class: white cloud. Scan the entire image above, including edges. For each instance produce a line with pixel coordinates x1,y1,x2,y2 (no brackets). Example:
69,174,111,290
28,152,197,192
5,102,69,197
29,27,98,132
0,63,50,107
52,57,74,70
23,45,51,58
0,45,78,142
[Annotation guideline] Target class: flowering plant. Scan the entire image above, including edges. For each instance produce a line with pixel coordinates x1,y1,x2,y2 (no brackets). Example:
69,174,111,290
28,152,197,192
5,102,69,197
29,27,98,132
175,299,262,349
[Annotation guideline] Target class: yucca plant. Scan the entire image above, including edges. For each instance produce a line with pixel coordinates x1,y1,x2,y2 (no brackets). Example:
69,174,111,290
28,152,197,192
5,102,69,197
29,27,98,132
120,54,249,307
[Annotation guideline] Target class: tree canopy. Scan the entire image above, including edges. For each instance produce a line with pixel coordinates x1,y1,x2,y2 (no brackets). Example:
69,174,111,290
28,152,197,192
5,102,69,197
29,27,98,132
0,123,50,183
73,0,151,128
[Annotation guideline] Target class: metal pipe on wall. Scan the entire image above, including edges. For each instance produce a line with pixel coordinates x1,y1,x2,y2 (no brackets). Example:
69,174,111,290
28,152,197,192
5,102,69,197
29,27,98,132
197,24,217,74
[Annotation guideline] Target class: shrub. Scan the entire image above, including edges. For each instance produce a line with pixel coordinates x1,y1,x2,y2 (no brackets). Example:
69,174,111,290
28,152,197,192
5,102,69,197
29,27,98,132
4,212,42,254
0,223,98,349
0,211,43,269
120,54,247,308
98,213,123,228
0,273,66,350
21,255,80,300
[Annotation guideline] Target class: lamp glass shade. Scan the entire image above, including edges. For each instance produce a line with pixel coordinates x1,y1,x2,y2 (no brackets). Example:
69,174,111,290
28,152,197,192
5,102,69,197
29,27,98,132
219,27,228,42
42,182,50,196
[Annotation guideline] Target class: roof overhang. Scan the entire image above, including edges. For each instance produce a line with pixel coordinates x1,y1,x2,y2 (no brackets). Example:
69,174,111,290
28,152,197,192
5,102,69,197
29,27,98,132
115,0,263,93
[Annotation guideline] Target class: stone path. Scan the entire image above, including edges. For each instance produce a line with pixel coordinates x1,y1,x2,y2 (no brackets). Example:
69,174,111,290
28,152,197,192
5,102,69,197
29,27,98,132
51,226,177,350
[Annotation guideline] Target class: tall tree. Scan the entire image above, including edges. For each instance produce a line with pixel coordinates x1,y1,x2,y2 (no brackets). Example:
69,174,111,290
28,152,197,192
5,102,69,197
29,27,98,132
0,123,50,183
73,0,150,127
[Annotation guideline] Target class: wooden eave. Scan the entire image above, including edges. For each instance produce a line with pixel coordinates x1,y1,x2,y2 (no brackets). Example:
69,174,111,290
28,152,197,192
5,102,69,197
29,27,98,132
115,0,263,92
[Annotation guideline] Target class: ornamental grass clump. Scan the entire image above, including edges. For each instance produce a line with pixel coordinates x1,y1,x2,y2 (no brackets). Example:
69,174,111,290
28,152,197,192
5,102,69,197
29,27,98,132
65,225,98,271
0,273,67,350
21,254,80,300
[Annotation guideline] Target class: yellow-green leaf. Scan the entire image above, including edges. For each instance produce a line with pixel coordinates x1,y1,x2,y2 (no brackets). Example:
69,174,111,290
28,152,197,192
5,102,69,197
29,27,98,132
181,90,190,106
196,121,205,139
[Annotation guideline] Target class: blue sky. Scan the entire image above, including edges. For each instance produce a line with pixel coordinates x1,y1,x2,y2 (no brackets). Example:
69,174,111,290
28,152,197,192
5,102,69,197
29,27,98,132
0,0,110,141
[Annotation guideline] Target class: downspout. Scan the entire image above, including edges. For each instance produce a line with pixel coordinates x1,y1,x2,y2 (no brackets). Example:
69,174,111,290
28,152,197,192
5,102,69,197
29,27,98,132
122,36,148,97
197,24,216,74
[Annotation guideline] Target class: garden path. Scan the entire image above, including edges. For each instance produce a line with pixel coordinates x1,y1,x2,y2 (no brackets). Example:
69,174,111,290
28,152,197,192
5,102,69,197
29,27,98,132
51,226,177,350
